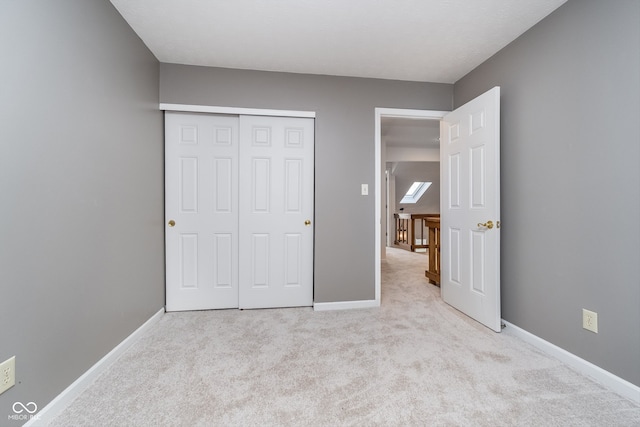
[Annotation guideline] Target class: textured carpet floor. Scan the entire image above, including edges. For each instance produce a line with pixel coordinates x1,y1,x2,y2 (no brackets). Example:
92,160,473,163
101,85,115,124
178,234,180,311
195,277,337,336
46,248,640,426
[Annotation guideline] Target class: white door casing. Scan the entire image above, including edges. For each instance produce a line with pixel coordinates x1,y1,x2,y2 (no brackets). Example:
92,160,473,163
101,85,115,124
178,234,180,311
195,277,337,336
374,108,448,307
440,87,501,332
238,116,314,309
165,112,314,311
165,112,240,311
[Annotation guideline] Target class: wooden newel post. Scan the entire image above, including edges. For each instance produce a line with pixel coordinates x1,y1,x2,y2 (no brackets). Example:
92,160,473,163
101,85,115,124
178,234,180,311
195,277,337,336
424,217,440,286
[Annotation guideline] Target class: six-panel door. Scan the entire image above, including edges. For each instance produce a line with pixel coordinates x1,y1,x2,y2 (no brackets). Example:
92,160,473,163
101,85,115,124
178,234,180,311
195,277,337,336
165,113,240,311
440,87,501,332
238,116,314,309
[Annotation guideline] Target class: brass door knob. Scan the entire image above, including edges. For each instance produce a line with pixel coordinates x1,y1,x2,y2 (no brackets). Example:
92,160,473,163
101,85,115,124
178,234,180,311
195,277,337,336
168,220,176,227
304,220,311,226
477,220,494,229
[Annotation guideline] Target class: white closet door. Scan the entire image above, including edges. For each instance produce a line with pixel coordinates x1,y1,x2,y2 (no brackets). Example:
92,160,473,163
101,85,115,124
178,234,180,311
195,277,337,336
165,112,239,311
165,112,314,311
238,116,314,309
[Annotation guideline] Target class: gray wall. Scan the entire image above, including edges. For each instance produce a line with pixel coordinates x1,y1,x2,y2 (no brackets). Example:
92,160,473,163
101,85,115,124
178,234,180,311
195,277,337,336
454,0,640,386
160,65,452,302
393,162,440,214
0,0,164,419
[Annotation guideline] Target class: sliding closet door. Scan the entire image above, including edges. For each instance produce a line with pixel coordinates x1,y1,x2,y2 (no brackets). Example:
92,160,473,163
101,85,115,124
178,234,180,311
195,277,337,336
238,116,315,309
165,112,239,311
166,112,314,311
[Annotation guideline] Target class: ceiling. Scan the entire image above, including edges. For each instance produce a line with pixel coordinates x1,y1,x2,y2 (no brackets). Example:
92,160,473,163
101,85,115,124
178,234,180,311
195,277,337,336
110,0,567,84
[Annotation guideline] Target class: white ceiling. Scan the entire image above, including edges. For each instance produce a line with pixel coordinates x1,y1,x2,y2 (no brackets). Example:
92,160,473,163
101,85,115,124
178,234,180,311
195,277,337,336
110,0,567,84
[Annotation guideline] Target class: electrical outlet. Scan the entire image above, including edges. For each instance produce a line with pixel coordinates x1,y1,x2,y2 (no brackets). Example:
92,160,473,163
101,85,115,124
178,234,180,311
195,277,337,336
583,309,598,333
0,356,16,395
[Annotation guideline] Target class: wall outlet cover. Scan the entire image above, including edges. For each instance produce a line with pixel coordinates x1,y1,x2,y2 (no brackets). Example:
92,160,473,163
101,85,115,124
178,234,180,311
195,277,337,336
0,356,16,395
582,309,598,333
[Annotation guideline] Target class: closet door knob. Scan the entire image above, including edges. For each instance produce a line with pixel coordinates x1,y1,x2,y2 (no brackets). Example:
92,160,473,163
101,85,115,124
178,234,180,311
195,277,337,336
304,220,311,226
168,220,176,227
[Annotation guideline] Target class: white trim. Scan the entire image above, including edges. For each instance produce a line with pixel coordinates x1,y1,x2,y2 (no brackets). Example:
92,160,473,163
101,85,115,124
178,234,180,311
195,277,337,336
374,108,448,307
502,320,640,404
313,299,379,311
26,308,165,426
160,103,316,118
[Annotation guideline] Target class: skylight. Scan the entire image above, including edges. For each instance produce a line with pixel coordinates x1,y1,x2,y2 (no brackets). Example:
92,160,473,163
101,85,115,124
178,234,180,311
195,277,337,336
400,181,432,204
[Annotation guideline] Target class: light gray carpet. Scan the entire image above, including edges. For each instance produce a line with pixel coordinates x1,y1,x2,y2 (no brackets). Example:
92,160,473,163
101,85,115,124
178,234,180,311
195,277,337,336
47,248,640,426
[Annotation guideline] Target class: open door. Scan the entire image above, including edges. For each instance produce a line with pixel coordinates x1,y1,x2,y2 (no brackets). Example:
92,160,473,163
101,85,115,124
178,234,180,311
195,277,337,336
440,87,501,332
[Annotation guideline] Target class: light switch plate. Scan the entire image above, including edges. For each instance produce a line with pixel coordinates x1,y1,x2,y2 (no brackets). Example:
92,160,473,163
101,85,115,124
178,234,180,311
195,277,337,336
361,184,368,196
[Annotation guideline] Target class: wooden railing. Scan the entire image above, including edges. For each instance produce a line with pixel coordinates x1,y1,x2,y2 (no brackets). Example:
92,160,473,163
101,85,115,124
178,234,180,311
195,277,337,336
424,217,440,286
393,213,440,252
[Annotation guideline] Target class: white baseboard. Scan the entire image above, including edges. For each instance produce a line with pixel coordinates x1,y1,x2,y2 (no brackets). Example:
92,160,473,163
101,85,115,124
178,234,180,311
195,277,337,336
314,299,379,311
502,320,640,404
27,308,165,426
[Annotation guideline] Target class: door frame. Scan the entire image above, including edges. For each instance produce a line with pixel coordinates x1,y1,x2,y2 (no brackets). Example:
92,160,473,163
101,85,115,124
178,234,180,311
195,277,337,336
374,108,448,305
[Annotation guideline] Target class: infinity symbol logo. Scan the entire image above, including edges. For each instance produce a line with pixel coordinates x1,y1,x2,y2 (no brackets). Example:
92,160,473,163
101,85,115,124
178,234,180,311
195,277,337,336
13,401,38,414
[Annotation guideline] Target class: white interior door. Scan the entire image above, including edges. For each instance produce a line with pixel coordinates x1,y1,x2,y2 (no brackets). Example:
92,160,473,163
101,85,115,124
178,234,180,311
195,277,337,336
166,112,314,311
440,87,501,332
238,116,314,309
165,112,239,311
